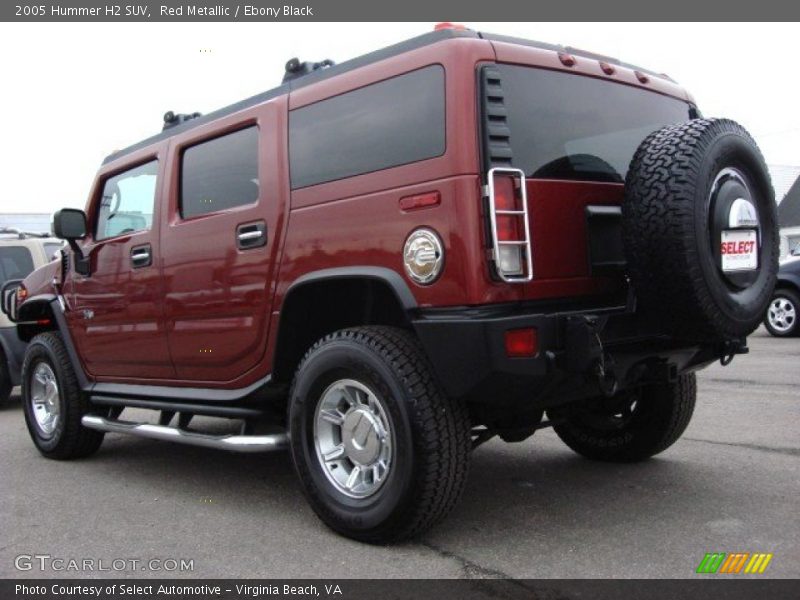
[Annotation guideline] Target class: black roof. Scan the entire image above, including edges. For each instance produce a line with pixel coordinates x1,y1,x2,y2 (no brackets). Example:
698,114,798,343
102,28,670,166
778,175,800,228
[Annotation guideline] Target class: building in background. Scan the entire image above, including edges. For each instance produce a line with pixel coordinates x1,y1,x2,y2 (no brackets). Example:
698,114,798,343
777,177,800,258
0,213,52,235
769,164,800,203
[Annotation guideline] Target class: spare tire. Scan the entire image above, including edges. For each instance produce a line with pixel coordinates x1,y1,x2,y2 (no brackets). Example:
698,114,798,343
623,118,778,342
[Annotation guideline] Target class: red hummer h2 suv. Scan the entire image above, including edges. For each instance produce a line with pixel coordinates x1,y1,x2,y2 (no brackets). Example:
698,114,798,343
5,27,778,542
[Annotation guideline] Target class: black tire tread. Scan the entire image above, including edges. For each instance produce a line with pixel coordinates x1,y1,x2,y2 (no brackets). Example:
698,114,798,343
552,374,697,463
22,332,104,459
290,326,471,542
623,118,777,341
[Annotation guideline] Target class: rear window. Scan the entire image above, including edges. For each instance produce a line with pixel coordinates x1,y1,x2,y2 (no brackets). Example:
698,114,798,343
289,65,446,189
493,65,691,183
0,246,34,286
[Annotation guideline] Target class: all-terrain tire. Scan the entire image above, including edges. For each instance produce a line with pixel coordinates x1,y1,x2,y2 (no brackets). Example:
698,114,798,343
22,332,104,459
623,119,779,342
550,373,696,463
288,326,471,543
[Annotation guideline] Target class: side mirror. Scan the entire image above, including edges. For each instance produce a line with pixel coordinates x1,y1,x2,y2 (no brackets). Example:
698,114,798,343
52,208,90,276
52,208,87,240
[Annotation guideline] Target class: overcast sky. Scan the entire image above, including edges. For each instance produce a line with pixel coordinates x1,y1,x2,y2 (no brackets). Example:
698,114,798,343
1,22,798,214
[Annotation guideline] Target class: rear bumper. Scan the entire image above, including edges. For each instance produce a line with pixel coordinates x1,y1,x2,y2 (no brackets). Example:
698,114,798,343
412,301,721,408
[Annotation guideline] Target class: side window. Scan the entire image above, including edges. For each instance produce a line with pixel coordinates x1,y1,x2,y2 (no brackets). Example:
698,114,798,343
0,246,34,285
96,161,158,240
180,126,259,219
289,65,446,189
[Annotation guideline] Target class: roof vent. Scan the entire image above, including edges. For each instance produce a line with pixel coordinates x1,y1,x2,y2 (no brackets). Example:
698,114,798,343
282,57,335,83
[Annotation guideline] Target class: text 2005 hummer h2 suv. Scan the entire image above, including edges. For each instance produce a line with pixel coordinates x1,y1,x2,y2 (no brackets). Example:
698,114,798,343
5,26,778,542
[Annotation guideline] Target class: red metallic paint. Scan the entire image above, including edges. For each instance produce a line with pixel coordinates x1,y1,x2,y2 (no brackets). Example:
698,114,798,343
66,143,174,380
30,34,692,390
159,98,288,384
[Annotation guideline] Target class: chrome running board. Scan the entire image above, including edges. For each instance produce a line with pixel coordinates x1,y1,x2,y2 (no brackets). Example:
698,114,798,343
81,415,288,453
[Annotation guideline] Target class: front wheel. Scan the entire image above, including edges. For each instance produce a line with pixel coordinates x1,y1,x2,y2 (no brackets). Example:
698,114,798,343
288,326,471,543
764,289,799,337
22,332,104,459
549,374,696,463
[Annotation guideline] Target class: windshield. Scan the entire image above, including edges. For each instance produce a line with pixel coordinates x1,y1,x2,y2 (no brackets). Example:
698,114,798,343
495,64,692,183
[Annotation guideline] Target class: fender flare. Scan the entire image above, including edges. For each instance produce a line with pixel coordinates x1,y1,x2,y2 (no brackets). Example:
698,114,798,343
271,267,418,381
17,295,92,391
282,267,418,311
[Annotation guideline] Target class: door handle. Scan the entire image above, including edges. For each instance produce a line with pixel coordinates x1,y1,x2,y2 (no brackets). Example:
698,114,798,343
236,221,267,250
130,245,152,268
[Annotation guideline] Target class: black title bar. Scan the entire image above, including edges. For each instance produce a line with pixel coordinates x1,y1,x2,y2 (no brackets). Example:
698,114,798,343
3,0,800,21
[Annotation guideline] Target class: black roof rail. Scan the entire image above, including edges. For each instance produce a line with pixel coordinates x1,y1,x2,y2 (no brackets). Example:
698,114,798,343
102,28,476,165
282,58,336,84
163,111,202,130
101,27,674,166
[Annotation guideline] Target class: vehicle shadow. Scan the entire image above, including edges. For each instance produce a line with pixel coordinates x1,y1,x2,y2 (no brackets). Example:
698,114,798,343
83,428,726,550
0,390,22,411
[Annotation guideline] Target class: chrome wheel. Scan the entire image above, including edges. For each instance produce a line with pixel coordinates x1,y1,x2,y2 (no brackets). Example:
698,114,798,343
30,362,60,437
768,297,796,334
313,379,393,499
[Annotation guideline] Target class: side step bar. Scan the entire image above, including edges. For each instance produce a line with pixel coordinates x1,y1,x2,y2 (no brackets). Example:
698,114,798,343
82,415,288,453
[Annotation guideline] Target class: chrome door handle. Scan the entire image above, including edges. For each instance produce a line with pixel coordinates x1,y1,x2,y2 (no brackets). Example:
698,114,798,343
236,221,267,249
130,245,152,268
237,230,263,241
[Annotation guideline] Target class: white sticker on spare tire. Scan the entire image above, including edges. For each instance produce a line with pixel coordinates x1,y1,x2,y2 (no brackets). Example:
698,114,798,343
721,229,757,271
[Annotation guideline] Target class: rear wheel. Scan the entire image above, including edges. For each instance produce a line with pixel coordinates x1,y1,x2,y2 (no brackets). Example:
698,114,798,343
549,374,696,463
764,289,800,337
288,326,471,543
22,332,104,459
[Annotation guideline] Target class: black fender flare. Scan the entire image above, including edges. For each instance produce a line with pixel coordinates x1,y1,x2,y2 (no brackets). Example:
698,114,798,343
272,267,418,380
17,295,92,391
282,267,418,311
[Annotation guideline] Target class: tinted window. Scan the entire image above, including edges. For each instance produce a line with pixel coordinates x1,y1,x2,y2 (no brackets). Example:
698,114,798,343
96,161,158,240
289,65,446,189
495,65,691,183
0,246,34,286
181,127,259,218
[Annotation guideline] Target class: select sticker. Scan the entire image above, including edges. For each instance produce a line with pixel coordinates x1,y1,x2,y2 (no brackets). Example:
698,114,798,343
721,229,758,271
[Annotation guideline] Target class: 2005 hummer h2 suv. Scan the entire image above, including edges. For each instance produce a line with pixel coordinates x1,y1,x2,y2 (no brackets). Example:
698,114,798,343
5,26,778,542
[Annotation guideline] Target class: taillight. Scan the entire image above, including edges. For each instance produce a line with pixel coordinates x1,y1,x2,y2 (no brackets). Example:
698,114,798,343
494,176,524,276
487,168,533,281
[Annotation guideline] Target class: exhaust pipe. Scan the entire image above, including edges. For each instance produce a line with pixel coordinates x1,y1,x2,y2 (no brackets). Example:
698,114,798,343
82,415,288,453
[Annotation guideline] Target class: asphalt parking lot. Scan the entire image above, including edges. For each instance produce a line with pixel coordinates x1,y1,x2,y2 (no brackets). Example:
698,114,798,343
0,327,797,580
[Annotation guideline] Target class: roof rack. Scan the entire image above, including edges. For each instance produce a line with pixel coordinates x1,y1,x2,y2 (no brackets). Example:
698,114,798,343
0,227,51,240
163,111,202,131
282,57,336,83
